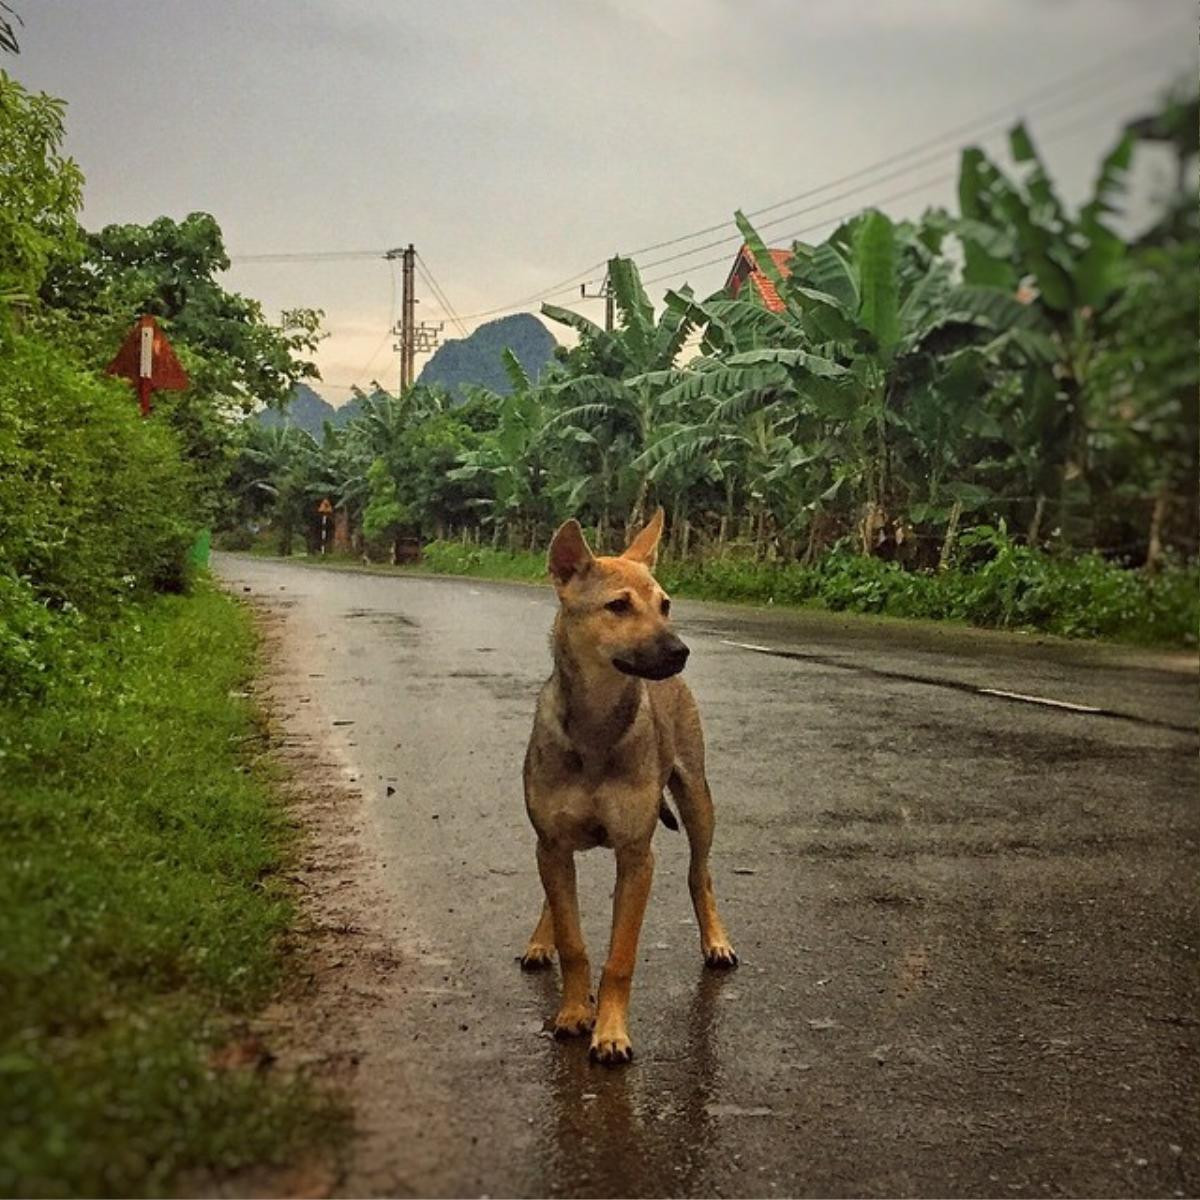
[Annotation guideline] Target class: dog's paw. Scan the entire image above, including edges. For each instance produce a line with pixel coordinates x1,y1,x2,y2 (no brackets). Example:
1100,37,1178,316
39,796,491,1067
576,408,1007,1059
589,1030,634,1065
552,1001,595,1039
519,944,555,971
703,941,739,969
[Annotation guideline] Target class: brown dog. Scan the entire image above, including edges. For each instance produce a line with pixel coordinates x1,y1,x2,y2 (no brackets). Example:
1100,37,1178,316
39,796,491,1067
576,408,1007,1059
521,508,736,1064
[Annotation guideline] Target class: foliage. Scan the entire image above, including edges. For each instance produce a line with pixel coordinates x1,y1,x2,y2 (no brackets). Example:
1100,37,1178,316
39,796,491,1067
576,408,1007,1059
0,332,195,698
0,587,345,1197
0,3,20,55
228,89,1197,646
0,71,83,301
38,211,324,521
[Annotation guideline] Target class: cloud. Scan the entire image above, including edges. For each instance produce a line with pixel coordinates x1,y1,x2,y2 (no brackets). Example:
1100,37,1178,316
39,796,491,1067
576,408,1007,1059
17,0,1193,398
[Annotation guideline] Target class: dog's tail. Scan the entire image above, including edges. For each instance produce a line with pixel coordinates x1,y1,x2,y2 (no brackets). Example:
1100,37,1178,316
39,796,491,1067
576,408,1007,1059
658,799,679,832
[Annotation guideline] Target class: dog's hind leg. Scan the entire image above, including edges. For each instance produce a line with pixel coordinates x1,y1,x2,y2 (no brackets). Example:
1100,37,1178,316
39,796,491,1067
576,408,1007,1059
668,767,738,968
519,900,555,970
536,842,595,1036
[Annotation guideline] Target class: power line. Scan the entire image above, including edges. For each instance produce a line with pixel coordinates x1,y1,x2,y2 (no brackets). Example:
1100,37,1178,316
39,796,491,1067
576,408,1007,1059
632,52,1179,281
229,248,387,264
308,67,1179,397
314,77,1150,397
617,19,1184,262
345,258,398,392
450,20,1188,321
226,29,1184,317
639,80,1174,291
415,252,469,337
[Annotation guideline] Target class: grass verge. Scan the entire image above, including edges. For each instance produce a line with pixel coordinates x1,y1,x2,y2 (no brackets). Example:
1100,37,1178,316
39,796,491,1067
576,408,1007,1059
0,583,343,1198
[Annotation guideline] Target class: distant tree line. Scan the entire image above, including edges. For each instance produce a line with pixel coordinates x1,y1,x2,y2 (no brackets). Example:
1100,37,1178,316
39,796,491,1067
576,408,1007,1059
230,88,1197,578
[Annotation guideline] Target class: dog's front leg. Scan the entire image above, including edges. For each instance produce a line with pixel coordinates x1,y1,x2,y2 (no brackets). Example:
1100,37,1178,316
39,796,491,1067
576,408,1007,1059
591,844,655,1064
536,841,594,1037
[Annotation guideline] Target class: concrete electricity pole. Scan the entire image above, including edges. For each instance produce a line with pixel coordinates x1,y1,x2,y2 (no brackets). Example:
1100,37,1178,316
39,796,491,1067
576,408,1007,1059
401,244,415,391
386,244,417,392
386,244,444,393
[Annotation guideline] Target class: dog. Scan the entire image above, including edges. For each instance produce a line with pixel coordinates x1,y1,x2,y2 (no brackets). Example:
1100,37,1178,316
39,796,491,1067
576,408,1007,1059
520,508,737,1065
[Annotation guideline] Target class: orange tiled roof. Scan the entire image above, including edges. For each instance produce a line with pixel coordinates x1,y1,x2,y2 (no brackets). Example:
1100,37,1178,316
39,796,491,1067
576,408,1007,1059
725,245,792,313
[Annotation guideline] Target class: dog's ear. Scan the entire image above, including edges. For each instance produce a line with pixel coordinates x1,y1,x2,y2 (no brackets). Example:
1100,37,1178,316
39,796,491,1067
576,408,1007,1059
622,507,664,567
548,519,595,587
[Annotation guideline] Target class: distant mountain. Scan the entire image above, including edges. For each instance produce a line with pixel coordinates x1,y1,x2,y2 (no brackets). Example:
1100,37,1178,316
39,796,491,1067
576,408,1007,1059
255,313,557,436
417,313,556,400
255,383,362,439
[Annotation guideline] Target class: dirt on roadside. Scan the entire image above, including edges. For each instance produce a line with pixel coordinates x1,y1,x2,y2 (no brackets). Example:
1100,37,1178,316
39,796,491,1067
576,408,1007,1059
196,596,412,1199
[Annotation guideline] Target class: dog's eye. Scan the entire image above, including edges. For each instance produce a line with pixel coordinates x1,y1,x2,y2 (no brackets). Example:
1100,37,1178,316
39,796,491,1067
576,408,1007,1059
605,597,632,614
660,597,671,616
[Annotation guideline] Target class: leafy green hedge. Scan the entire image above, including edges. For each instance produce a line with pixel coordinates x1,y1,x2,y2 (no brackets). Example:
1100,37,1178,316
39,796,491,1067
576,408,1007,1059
417,532,1198,646
0,331,194,699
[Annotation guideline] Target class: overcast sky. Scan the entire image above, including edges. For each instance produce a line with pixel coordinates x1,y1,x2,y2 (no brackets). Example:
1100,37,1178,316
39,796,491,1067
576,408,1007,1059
15,0,1195,403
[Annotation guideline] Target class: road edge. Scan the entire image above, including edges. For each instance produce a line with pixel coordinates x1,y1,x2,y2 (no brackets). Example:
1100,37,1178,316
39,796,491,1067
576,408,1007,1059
204,588,416,1198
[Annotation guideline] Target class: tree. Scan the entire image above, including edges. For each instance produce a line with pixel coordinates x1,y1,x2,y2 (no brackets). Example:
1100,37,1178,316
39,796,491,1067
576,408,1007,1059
1087,237,1199,568
0,4,20,55
40,212,323,519
232,423,322,555
0,71,83,303
948,121,1135,541
663,209,1035,558
449,350,556,548
538,256,703,543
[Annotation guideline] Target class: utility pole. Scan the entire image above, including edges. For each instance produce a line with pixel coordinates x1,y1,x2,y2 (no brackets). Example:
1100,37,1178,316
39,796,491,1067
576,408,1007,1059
580,271,614,331
386,244,417,392
386,244,445,392
401,243,415,391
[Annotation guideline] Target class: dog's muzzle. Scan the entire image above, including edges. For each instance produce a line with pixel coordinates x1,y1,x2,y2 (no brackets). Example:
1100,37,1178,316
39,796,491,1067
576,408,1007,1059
613,634,690,681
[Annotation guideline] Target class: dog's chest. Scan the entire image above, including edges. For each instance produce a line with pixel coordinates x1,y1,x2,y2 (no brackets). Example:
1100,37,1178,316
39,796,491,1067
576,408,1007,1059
525,731,660,851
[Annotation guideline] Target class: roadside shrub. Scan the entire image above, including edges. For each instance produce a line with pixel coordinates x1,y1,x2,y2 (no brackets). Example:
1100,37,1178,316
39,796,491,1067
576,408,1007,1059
0,331,195,697
420,540,544,581
951,526,1198,642
0,571,80,699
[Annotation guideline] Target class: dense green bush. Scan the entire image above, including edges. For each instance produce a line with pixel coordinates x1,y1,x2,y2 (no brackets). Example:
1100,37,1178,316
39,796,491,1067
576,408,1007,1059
0,330,195,697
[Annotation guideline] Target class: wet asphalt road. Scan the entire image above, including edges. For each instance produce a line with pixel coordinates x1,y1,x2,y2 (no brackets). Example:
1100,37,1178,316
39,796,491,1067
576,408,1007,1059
216,554,1198,1199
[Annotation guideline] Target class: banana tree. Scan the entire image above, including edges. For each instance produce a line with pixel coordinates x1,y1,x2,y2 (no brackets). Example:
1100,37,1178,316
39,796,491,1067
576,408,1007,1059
670,208,1045,556
949,120,1135,540
539,256,699,542
234,423,323,554
448,349,556,548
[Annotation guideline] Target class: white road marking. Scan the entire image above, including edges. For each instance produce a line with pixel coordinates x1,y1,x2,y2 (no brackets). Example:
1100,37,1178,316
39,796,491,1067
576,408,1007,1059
719,637,1107,715
977,688,1102,713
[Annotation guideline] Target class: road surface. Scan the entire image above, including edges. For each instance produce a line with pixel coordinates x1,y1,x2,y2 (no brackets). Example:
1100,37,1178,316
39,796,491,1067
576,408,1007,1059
216,554,1198,1199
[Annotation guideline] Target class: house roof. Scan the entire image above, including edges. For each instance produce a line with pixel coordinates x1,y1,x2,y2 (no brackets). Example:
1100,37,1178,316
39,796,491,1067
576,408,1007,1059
724,244,792,313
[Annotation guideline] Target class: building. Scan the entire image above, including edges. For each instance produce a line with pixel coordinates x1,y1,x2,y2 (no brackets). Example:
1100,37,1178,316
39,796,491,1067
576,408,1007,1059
723,244,793,312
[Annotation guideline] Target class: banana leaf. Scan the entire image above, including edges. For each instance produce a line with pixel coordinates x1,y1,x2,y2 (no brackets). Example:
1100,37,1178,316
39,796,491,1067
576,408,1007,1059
855,209,900,358
541,303,603,338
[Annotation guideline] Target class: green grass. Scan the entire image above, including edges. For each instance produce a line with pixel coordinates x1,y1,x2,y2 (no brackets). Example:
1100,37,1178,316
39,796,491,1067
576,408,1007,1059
0,584,343,1198
409,537,1199,647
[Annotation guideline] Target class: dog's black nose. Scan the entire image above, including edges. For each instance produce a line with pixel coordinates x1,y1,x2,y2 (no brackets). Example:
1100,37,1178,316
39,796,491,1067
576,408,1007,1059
662,636,689,671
